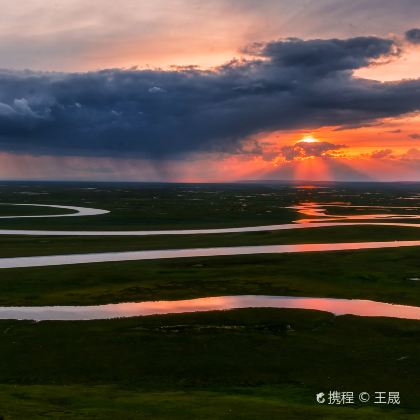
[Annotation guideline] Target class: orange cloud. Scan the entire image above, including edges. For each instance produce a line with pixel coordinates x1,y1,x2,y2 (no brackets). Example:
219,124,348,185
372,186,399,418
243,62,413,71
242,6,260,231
281,140,346,161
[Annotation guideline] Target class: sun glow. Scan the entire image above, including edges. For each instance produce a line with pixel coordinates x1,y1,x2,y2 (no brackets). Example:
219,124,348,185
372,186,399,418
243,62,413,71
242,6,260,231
293,156,332,181
298,135,319,143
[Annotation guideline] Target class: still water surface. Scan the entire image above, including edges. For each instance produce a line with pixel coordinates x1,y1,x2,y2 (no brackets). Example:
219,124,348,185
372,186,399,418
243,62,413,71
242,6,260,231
0,295,418,321
1,240,420,268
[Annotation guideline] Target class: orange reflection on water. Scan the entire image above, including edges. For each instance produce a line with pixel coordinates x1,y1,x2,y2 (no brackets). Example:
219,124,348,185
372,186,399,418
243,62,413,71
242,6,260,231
290,202,420,224
47,295,420,319
103,296,235,317
3,295,418,321
295,185,321,189
137,295,420,320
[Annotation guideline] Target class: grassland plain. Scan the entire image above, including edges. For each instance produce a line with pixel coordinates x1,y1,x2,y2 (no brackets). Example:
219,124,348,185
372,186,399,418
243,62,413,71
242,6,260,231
0,181,419,231
0,181,419,418
0,205,72,217
0,309,419,419
0,248,418,307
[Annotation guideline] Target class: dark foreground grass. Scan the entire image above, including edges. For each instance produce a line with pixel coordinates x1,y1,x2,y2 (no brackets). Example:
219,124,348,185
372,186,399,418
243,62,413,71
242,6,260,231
0,247,419,306
0,205,72,217
0,309,419,418
0,224,420,258
0,385,416,419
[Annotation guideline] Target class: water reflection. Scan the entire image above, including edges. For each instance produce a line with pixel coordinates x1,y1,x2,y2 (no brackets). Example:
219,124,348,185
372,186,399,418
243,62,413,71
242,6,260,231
0,202,419,237
289,203,420,224
0,202,419,269
0,295,418,321
2,239,420,268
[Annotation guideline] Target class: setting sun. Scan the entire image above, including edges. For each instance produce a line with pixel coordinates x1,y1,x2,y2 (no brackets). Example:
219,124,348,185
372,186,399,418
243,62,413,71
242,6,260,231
298,135,319,143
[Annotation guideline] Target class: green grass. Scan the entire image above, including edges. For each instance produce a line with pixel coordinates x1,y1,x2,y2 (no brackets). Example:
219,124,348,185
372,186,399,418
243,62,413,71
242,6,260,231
0,183,298,230
0,181,418,231
0,204,72,217
0,384,416,419
0,247,419,306
0,309,419,418
0,182,419,418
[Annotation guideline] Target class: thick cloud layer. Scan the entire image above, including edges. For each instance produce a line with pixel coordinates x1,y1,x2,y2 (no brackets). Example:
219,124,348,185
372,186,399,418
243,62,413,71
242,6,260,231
0,34,419,158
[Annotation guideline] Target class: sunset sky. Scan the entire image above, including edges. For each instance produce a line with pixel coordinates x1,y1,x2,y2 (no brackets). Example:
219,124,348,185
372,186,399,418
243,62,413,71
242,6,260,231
1,0,420,182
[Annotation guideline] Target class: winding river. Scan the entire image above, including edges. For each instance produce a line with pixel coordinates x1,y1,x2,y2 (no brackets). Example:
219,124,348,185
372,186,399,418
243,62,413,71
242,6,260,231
0,295,419,321
1,240,420,269
0,201,419,321
0,202,419,236
1,202,420,269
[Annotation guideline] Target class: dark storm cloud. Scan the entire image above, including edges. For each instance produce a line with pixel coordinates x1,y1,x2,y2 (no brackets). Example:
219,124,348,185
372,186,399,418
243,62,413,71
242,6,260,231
409,133,420,139
405,28,420,44
0,34,419,158
281,141,345,161
247,36,397,72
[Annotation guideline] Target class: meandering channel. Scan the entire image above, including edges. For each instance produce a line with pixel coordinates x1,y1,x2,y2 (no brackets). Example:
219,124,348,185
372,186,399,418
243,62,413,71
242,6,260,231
0,202,419,321
0,202,419,236
1,240,420,269
0,202,419,269
0,295,419,321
